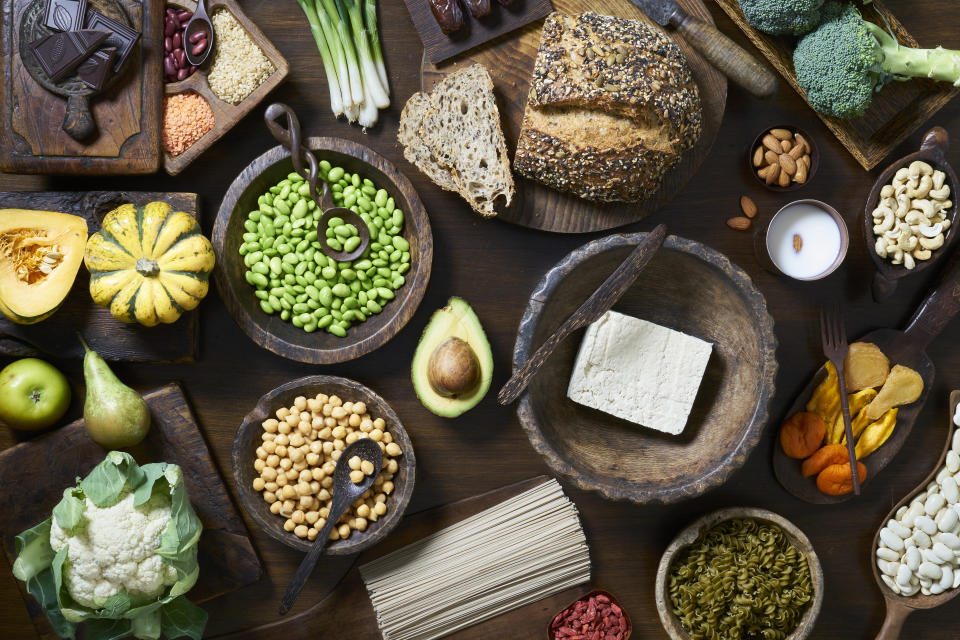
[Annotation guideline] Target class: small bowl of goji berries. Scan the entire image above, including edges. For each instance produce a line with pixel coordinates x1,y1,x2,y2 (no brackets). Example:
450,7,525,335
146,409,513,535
547,590,631,640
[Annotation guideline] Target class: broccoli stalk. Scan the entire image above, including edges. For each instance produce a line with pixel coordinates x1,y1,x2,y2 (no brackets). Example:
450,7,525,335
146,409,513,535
738,0,826,36
794,4,960,119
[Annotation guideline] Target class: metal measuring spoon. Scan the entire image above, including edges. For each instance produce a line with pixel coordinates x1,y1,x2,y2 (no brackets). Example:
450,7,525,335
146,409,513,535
278,437,383,615
264,103,370,263
183,0,214,67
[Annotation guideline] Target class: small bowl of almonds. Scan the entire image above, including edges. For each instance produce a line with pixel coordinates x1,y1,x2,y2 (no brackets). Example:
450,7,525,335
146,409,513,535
749,126,818,191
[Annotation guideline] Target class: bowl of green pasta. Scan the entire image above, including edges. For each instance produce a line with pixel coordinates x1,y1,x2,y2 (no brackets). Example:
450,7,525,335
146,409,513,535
655,507,824,640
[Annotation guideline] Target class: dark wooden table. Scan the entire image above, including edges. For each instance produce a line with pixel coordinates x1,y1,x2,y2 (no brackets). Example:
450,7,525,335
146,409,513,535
2,1,960,638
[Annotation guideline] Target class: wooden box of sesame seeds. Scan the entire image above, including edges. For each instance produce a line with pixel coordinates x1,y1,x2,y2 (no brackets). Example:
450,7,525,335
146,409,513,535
163,0,288,176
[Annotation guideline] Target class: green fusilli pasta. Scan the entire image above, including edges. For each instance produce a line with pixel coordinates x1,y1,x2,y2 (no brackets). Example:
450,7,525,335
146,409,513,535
667,518,812,640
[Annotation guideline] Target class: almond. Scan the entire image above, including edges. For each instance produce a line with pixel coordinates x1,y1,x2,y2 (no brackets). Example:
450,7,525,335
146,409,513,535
779,153,797,176
781,139,792,153
762,134,782,153
795,161,808,184
740,195,758,218
795,133,810,155
793,234,803,253
764,149,779,166
770,128,793,141
765,161,780,185
788,144,805,160
752,145,764,167
727,216,752,231
778,168,791,187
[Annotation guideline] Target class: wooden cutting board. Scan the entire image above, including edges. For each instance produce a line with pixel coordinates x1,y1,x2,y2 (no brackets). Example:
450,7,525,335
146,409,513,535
0,383,263,640
0,191,200,363
713,0,960,170
0,0,162,174
214,475,588,640
420,0,727,234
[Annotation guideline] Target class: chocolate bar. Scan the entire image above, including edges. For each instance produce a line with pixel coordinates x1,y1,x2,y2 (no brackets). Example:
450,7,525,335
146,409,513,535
77,47,116,90
29,29,109,82
84,9,140,72
43,0,88,32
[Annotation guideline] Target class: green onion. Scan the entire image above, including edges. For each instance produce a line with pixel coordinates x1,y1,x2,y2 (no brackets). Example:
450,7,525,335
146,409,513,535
365,0,389,93
295,0,343,116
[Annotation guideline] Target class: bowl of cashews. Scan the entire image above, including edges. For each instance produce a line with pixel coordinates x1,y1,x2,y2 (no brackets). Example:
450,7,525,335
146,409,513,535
863,127,959,302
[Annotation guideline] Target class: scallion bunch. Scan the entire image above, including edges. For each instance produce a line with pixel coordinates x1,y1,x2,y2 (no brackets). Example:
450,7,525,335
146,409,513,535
295,0,390,129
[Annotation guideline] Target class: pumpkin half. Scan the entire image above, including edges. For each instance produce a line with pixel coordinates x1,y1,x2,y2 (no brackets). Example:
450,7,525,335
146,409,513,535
84,202,215,327
0,210,88,324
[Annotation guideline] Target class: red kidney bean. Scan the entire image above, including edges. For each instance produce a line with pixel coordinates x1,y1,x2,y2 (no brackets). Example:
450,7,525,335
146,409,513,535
189,29,207,44
172,31,181,50
164,17,176,36
166,7,176,17
176,9,191,21
163,55,176,77
177,68,188,81
174,48,186,67
191,40,206,56
164,36,172,52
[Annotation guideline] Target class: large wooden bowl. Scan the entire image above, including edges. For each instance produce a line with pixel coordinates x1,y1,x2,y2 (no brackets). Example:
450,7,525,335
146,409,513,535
214,137,432,363
513,233,777,504
231,375,416,555
654,507,824,640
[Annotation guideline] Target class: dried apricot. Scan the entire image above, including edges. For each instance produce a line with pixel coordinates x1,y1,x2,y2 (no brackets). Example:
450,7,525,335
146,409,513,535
801,443,850,478
816,461,867,496
780,412,826,459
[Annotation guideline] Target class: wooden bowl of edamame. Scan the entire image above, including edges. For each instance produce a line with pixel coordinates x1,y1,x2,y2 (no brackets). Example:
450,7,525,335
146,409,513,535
213,137,433,363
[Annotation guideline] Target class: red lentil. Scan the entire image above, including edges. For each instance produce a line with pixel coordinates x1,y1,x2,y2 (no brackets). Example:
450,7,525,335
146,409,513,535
162,92,215,156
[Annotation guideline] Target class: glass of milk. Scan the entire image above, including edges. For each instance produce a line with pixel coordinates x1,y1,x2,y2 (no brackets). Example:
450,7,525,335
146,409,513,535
764,200,849,280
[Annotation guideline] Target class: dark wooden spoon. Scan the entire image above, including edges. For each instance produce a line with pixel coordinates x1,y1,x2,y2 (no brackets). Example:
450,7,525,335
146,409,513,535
863,127,959,302
278,437,383,615
773,251,960,504
870,391,960,639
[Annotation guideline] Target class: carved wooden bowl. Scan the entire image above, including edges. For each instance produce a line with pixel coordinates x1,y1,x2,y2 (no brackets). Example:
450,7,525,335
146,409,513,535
213,137,432,364
231,375,416,555
513,233,777,504
654,507,824,640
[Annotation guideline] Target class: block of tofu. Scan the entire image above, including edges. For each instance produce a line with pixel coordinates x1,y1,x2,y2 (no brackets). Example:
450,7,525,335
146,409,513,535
567,310,712,434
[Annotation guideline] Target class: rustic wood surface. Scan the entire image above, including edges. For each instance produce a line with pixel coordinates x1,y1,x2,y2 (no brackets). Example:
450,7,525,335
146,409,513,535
862,127,959,301
1,1,960,638
421,0,728,233
774,249,960,504
0,191,200,363
0,384,262,640
869,390,960,639
163,0,290,176
213,136,433,364
404,0,554,65
713,0,960,171
231,375,415,556
0,0,162,174
514,232,777,504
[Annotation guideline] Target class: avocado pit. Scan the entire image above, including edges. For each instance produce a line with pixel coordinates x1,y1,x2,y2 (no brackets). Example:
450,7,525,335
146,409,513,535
428,337,480,398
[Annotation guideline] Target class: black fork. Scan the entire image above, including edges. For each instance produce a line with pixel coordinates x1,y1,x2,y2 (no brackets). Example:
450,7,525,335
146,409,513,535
820,305,861,495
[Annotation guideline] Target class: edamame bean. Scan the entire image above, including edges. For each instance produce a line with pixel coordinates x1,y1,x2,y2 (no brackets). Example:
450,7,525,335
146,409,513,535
260,300,274,314
328,167,344,182
329,324,346,337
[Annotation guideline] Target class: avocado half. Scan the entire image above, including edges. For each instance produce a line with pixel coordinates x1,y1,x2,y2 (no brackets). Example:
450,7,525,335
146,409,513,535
411,297,493,418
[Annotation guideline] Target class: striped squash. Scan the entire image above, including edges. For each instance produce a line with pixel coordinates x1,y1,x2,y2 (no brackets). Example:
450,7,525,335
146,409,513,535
84,202,215,326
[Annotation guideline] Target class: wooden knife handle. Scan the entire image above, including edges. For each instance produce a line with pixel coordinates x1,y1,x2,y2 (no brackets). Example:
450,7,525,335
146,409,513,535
675,15,777,99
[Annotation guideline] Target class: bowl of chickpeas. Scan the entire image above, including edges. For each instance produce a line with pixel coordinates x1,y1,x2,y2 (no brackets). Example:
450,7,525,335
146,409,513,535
232,374,415,554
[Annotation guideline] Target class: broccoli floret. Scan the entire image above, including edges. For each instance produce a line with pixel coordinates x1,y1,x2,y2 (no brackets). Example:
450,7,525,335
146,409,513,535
738,0,826,36
794,3,960,119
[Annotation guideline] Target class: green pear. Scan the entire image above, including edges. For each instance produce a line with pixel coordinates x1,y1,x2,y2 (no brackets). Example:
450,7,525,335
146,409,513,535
79,335,150,449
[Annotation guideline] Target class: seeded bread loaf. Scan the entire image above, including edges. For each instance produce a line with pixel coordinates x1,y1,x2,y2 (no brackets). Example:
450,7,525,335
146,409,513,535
398,64,514,218
514,11,703,203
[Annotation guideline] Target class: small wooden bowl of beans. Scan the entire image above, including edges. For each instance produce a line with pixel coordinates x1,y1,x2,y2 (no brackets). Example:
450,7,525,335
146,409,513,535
232,374,416,554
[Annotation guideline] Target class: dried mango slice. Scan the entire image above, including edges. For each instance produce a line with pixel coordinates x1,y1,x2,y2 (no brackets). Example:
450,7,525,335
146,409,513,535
807,362,841,429
866,365,923,421
827,388,878,444
854,408,898,459
844,342,890,392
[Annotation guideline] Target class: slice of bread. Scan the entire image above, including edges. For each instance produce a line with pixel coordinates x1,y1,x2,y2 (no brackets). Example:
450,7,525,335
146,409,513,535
398,64,513,218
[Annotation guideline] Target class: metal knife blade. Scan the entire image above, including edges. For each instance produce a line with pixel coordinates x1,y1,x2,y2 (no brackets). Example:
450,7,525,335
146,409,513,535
627,0,680,26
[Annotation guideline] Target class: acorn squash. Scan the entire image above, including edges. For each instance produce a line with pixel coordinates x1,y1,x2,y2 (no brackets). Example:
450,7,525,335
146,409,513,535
0,210,88,324
84,202,215,327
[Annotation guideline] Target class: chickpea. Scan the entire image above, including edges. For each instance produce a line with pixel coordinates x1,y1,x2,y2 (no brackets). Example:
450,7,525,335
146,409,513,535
307,398,321,412
375,493,386,503
315,393,329,404
311,467,324,482
356,504,370,518
350,470,365,484
361,490,372,500
275,433,290,446
354,517,368,532
318,489,331,502
276,407,290,420
322,403,333,417
332,426,347,440
280,458,293,471
263,418,279,433
290,432,305,447
297,481,312,496
343,401,354,413
319,507,330,518
373,502,387,516
284,518,296,532
383,481,395,494
348,413,361,428
348,456,362,470
322,441,334,455
385,442,403,457
361,460,375,476
266,454,280,468
278,421,291,435
294,525,309,538
294,396,307,411
281,499,295,514
264,481,278,492
305,511,320,525
338,523,351,539
263,491,277,504
345,432,359,444
307,527,319,541
370,429,383,442
359,417,373,432
385,459,398,474
284,413,298,427
285,469,299,481
289,448,304,463
261,432,276,442
275,445,288,458
293,461,307,472
329,395,342,407
310,415,323,428
276,473,288,487
352,402,366,415
254,459,266,473
282,485,297,500
331,449,342,462
253,477,266,491
306,452,320,466
262,440,277,455
321,476,333,489
328,528,340,541
374,475,384,487
298,422,311,436
292,510,305,524
270,501,282,515
333,440,345,452
383,432,393,445
310,480,321,493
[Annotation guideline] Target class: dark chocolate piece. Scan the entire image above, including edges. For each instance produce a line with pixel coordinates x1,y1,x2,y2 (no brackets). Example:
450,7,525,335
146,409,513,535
43,0,88,32
77,47,116,90
84,9,140,72
29,29,109,82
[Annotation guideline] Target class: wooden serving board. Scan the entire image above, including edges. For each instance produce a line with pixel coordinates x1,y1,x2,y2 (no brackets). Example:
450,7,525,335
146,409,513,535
0,0,162,174
0,191,200,363
421,0,727,234
163,0,289,176
404,0,554,64
713,0,960,170
214,475,588,640
0,383,263,640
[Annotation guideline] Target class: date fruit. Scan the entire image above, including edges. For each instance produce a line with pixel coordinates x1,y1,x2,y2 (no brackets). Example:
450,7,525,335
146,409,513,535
462,0,491,18
429,0,464,34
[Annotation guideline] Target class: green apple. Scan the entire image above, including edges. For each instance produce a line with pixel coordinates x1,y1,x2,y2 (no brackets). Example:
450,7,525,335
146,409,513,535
0,358,71,431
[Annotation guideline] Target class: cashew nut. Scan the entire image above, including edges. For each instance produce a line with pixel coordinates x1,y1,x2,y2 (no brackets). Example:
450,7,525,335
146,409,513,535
913,199,936,218
909,160,933,178
905,210,927,226
933,170,946,190
929,186,951,200
873,161,951,267
892,248,905,265
894,167,911,184
876,237,889,258
907,175,934,199
898,233,919,252
919,234,945,250
896,194,911,217
913,248,933,261
919,223,943,238
881,184,895,199
873,208,895,234
904,252,916,270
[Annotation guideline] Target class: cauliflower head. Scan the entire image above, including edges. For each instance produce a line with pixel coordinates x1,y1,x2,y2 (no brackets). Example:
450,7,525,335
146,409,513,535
50,492,178,608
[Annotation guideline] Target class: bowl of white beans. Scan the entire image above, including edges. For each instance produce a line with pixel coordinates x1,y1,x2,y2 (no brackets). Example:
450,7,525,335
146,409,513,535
232,374,416,554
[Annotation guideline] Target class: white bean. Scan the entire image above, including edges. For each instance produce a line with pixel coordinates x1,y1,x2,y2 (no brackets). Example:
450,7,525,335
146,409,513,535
914,529,932,548
896,505,909,520
888,519,912,539
905,536,917,549
920,561,943,580
903,503,924,527
926,493,947,516
906,546,922,571
881,527,905,551
953,427,960,450
939,566,953,590
934,542,954,563
901,583,919,596
896,563,913,585
882,574,901,594
928,481,941,494
939,507,959,533
938,467,953,484
930,583,945,595
936,532,960,549
921,586,932,596
954,570,960,589
943,477,960,505
923,548,940,563
920,577,933,589
877,546,901,561
948,450,960,474
916,515,938,536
